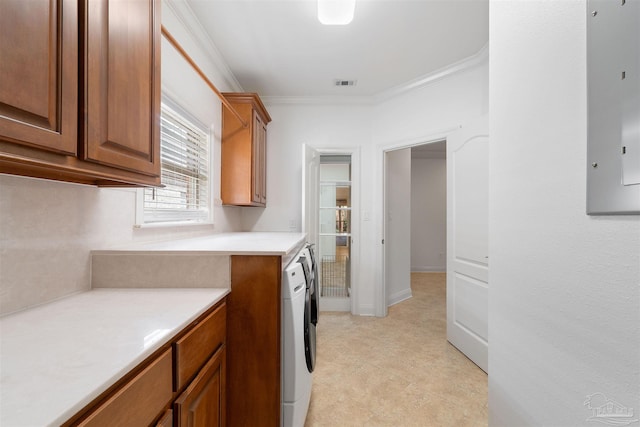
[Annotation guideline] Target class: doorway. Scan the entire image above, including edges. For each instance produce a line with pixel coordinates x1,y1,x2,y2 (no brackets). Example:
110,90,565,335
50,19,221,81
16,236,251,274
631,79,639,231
379,117,489,372
383,141,447,308
302,145,359,314
410,141,447,275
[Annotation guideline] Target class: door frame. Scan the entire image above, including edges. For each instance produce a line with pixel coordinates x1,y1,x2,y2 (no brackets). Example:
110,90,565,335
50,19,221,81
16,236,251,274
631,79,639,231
303,145,361,315
374,127,459,317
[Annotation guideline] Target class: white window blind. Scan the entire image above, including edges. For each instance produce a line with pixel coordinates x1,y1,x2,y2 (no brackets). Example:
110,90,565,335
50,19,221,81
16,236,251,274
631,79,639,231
143,103,210,224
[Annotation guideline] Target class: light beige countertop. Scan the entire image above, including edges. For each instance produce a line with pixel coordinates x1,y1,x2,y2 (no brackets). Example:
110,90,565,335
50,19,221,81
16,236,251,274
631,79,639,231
0,288,228,427
93,232,307,256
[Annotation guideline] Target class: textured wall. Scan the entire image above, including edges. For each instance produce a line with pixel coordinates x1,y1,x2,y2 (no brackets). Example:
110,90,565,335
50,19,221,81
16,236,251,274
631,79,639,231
489,1,640,425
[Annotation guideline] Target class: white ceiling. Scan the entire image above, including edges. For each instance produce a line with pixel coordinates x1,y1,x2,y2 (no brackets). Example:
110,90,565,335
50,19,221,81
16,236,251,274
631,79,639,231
186,0,489,98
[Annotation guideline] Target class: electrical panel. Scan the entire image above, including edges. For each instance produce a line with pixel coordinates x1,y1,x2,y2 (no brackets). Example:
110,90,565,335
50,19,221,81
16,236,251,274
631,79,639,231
587,0,640,214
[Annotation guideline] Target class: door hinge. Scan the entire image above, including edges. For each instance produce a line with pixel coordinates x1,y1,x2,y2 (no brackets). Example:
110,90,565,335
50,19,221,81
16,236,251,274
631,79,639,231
382,239,385,244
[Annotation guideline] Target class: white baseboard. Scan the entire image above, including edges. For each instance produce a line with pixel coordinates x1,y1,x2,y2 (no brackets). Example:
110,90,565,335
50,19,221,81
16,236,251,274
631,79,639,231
387,289,412,307
319,297,350,312
357,304,375,316
411,266,446,272
318,300,377,316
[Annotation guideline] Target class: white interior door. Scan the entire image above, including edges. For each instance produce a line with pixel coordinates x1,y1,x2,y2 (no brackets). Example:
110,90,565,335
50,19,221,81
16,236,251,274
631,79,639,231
446,116,489,373
302,144,320,245
319,182,337,259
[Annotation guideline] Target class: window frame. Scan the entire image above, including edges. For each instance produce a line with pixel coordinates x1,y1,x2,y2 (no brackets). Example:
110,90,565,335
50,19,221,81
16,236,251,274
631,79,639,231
135,96,213,227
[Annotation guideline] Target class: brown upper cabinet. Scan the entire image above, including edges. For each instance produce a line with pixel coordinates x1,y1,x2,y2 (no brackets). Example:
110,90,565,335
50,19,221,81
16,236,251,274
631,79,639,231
221,93,271,207
0,0,161,187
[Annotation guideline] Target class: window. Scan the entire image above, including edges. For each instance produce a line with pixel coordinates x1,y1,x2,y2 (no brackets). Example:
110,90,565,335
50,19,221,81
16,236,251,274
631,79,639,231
142,101,210,224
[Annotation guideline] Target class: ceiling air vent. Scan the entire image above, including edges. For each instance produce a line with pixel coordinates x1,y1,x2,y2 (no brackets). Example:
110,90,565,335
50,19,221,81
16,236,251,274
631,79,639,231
334,79,357,87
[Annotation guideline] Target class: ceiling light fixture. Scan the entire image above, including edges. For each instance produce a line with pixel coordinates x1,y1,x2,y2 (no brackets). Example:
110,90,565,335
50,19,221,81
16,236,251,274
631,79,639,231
318,0,356,25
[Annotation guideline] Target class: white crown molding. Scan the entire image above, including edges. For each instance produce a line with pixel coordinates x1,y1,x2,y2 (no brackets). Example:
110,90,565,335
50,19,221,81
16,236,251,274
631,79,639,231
163,0,243,92
261,43,488,106
374,42,489,103
261,95,374,106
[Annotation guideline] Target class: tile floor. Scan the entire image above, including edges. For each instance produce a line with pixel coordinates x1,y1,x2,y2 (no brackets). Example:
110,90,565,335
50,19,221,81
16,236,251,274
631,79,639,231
304,272,488,427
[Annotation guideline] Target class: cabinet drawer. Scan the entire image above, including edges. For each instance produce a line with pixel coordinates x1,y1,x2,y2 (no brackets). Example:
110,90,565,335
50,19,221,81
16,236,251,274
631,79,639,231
76,349,172,427
175,302,226,391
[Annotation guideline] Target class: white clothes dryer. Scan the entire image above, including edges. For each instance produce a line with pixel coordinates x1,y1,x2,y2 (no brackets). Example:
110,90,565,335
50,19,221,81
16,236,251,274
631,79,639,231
299,244,318,329
282,253,315,427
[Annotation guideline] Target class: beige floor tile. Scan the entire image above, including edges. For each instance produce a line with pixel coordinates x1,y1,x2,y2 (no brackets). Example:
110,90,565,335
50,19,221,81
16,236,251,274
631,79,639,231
304,273,488,427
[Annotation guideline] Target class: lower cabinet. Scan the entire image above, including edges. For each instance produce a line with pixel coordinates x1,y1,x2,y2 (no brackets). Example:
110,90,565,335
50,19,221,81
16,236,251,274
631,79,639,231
174,346,226,427
65,299,226,427
227,255,282,426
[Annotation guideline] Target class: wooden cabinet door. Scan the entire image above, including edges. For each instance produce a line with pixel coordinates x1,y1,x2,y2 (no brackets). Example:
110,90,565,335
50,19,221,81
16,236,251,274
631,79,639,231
221,93,270,207
156,410,173,427
175,346,226,427
0,0,78,155
227,256,281,426
82,0,160,177
252,111,267,205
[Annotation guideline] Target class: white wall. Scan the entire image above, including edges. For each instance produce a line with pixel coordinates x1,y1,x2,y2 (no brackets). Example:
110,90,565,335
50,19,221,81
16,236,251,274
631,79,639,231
411,157,446,272
241,102,372,233
385,148,412,306
255,60,488,315
246,102,374,312
372,58,489,147
0,0,244,315
489,1,640,425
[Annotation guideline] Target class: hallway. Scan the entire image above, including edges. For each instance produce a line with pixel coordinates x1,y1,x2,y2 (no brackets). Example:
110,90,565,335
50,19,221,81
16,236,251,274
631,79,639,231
304,272,488,426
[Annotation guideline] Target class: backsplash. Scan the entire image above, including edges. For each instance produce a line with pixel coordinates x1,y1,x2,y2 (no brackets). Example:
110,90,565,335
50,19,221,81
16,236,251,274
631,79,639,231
0,174,240,316
91,253,230,289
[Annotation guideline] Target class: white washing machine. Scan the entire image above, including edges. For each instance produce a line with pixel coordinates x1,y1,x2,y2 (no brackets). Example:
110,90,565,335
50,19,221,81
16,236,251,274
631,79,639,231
282,250,316,427
299,244,318,326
